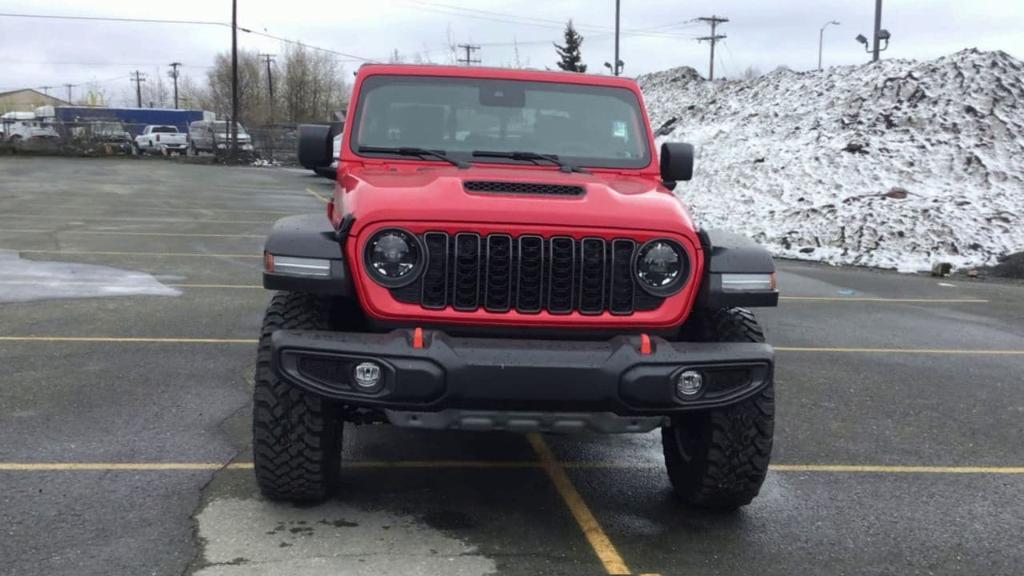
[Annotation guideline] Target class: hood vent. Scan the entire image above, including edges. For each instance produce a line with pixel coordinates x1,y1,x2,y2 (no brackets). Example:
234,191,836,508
463,181,585,197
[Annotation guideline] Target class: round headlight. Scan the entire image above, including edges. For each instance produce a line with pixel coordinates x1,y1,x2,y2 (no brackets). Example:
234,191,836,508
634,239,688,296
364,228,424,287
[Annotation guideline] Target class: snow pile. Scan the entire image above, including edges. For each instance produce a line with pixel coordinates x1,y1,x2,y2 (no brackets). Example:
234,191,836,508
639,49,1024,271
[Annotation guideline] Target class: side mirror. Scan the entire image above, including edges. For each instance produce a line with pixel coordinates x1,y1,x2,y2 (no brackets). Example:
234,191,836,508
297,124,333,169
660,142,694,185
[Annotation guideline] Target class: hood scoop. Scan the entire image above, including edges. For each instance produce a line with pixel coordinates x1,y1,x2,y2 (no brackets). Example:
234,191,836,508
463,180,585,197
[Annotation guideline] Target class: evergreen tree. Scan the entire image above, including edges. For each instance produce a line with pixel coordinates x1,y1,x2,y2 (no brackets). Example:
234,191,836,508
554,20,587,73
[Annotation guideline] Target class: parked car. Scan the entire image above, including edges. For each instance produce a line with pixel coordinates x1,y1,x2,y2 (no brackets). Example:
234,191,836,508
260,64,780,511
134,125,188,155
188,120,254,155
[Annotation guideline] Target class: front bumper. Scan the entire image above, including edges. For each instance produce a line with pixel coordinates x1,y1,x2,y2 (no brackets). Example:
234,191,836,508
271,330,773,430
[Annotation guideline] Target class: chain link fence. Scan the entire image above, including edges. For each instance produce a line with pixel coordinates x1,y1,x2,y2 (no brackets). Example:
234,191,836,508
1,120,304,165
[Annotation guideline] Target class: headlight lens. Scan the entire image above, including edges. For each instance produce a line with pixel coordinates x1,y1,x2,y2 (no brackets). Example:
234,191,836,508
634,239,687,296
364,229,424,287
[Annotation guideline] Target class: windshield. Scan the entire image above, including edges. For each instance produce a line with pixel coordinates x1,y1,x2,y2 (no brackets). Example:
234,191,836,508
351,75,651,169
213,121,248,135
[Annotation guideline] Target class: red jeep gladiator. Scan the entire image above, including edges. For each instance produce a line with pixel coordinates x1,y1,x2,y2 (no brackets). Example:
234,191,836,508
259,64,779,510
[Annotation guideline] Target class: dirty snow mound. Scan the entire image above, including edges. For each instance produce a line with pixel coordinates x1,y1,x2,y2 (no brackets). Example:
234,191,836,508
640,49,1024,271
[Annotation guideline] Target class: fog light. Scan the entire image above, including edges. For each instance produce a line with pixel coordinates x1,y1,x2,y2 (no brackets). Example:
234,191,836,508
675,370,704,398
353,362,382,391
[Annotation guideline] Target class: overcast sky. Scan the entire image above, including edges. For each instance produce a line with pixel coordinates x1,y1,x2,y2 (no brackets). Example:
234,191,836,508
1,0,1021,107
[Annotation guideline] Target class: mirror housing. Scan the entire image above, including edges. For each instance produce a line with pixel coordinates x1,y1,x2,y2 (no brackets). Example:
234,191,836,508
660,142,694,186
297,124,333,169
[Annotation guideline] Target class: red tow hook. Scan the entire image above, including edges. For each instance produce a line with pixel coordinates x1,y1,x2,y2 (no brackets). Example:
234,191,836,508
412,327,425,349
639,333,652,356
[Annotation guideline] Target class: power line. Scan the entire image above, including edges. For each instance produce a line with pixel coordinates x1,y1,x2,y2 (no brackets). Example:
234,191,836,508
456,44,481,66
696,15,728,81
0,12,225,26
0,11,377,62
397,1,699,39
0,58,213,69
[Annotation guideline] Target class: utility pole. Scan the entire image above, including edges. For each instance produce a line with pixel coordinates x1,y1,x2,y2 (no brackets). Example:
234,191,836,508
129,71,146,108
855,0,890,63
818,21,840,71
230,0,239,162
168,62,182,108
38,85,53,95
613,0,621,76
63,83,76,103
456,44,481,66
871,0,883,62
696,15,728,81
260,54,275,124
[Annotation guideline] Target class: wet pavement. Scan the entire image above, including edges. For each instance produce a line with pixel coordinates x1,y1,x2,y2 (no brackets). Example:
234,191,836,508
1,156,1022,576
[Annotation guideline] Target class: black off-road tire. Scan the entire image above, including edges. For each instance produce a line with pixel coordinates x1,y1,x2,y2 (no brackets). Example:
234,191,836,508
253,292,342,502
662,307,775,510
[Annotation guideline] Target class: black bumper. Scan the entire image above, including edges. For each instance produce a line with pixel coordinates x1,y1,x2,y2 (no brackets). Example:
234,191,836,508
271,330,773,416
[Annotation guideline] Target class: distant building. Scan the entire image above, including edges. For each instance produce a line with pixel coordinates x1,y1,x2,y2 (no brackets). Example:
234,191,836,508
0,89,68,114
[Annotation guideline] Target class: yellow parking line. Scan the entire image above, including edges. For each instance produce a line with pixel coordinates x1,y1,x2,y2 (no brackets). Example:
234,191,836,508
17,249,261,259
528,433,632,575
306,187,331,204
781,296,988,303
776,346,1024,355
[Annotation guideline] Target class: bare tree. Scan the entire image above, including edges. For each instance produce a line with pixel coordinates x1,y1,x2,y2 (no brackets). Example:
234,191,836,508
280,42,349,124
206,49,264,125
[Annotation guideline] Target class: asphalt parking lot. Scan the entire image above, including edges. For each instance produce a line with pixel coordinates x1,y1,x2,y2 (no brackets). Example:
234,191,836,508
1,156,1022,576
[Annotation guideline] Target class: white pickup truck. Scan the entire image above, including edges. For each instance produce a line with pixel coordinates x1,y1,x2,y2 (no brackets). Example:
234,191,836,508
134,125,188,155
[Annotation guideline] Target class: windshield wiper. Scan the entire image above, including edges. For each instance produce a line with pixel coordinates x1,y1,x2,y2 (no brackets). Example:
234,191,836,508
471,150,589,174
359,146,468,169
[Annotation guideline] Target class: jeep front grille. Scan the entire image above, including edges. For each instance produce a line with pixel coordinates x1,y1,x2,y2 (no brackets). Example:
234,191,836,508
389,232,665,315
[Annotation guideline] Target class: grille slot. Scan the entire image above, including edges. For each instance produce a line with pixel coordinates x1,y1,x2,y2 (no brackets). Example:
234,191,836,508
547,237,576,314
609,239,636,314
464,181,585,197
421,232,449,309
579,238,606,314
390,233,664,315
453,233,481,310
516,235,544,313
484,234,513,312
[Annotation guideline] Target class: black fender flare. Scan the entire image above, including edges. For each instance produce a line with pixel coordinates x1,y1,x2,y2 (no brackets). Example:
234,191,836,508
697,229,778,308
262,214,355,296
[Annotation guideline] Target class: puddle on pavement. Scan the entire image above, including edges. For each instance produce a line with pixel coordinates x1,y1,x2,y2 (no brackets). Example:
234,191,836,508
193,497,496,575
0,250,180,303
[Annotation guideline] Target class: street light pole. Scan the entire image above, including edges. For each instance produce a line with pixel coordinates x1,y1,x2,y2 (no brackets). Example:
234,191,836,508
613,0,621,76
818,20,840,71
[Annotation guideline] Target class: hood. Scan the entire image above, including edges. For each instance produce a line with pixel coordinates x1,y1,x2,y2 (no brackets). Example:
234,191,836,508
341,165,696,236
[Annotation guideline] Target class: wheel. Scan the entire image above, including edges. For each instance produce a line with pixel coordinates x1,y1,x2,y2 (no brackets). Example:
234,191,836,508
252,292,342,502
662,308,775,510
